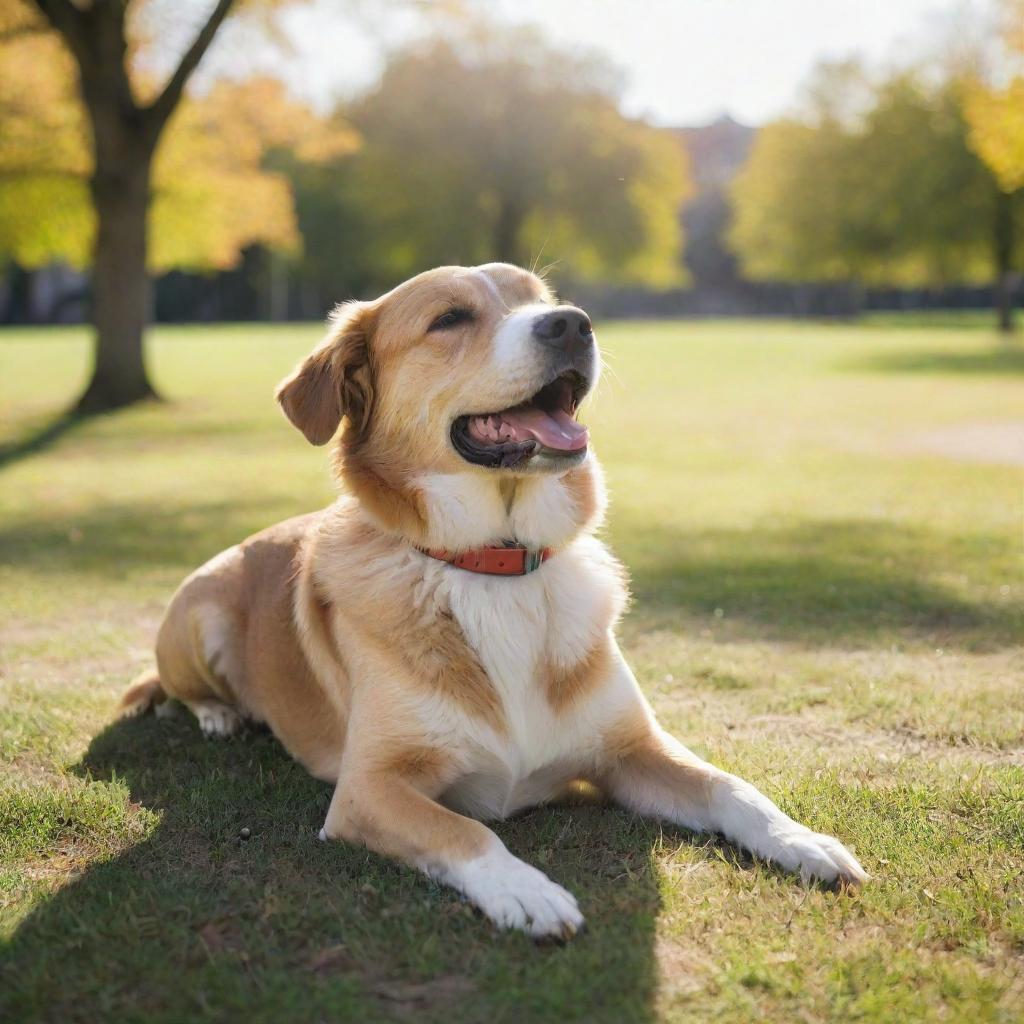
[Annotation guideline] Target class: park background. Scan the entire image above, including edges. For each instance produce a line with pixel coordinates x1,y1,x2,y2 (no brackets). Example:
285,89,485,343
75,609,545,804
1,1,1023,1022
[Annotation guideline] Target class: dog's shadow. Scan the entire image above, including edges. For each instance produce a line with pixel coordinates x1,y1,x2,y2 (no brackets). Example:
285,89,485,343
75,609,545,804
2,713,753,1023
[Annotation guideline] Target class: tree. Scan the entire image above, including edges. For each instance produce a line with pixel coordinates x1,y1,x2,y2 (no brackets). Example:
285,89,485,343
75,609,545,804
24,0,244,409
963,0,1024,330
724,122,864,284
0,59,356,270
0,0,351,410
149,78,356,272
730,59,1022,329
333,26,691,289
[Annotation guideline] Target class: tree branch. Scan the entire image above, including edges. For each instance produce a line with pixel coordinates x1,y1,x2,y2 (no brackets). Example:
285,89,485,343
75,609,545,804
0,22,48,42
30,0,88,63
0,166,85,182
144,0,237,132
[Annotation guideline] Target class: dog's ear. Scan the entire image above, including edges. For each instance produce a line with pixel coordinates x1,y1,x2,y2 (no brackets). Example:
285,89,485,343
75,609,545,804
275,302,375,445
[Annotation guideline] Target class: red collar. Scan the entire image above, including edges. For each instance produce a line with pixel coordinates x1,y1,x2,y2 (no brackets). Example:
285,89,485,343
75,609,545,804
418,543,553,576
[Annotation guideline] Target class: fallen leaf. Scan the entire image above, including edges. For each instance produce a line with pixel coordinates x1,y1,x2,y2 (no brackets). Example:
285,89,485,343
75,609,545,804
306,944,357,975
369,975,475,1006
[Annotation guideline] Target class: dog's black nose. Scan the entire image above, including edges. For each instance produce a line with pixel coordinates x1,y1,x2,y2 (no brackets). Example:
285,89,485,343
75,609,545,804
532,307,593,354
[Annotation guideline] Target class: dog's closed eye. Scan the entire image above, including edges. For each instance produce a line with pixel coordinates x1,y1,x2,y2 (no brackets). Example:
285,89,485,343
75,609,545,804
428,308,475,332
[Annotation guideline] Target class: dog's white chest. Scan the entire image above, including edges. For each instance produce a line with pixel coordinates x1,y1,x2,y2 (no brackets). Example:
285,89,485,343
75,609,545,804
438,542,620,819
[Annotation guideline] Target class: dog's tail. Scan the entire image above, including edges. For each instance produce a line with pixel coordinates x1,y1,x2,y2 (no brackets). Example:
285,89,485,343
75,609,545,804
119,668,167,718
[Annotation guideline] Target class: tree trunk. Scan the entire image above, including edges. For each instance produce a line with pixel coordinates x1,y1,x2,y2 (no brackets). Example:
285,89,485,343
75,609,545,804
60,0,160,414
33,0,237,413
493,196,527,267
994,187,1016,336
76,146,155,412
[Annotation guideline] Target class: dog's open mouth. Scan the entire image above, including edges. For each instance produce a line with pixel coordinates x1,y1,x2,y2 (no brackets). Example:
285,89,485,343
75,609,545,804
451,371,590,469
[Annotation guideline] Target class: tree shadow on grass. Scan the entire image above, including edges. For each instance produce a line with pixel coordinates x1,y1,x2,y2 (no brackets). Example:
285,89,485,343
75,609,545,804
0,500,296,583
3,499,1016,651
0,713,688,1024
0,401,289,475
840,346,1024,376
623,519,1019,651
0,413,86,470
0,400,179,472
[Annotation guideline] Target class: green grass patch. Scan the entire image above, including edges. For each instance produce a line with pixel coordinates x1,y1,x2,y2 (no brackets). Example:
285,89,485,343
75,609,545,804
1,319,1022,1022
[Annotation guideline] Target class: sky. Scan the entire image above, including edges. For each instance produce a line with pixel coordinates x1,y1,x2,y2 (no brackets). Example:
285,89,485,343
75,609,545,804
206,0,993,127
488,0,979,125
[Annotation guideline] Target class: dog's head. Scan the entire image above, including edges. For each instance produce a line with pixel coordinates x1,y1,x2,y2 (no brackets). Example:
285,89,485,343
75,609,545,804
276,263,603,546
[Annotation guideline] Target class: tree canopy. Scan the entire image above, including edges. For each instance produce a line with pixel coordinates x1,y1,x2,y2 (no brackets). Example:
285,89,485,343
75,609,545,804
963,0,1024,192
0,1,355,274
317,26,692,289
730,62,1010,289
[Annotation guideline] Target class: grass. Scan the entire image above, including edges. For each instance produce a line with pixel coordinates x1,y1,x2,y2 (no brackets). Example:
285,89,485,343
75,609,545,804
1,317,1022,1023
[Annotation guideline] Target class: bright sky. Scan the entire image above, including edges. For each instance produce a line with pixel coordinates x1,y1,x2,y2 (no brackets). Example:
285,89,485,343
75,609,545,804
210,0,993,126
491,0,984,125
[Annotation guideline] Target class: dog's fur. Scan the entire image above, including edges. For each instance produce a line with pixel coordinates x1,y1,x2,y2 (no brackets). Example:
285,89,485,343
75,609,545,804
122,263,866,939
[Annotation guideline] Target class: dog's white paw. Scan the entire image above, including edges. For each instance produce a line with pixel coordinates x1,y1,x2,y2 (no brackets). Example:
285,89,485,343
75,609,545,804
190,701,242,738
439,841,585,940
768,826,868,886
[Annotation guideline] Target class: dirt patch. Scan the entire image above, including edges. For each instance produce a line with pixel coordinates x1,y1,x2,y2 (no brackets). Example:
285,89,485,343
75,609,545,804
300,942,475,1016
655,936,712,1000
2,756,69,786
894,421,1024,466
367,975,476,1016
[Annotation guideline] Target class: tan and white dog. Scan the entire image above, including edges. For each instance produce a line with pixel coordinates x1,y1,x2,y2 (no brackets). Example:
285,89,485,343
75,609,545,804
121,263,866,939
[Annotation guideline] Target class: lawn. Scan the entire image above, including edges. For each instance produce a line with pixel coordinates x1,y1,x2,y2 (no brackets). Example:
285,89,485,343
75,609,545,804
1,317,1022,1023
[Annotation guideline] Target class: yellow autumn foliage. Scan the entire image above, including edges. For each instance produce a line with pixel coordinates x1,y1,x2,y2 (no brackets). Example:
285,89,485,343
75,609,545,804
153,79,358,271
0,3,357,271
965,80,1024,193
964,0,1024,193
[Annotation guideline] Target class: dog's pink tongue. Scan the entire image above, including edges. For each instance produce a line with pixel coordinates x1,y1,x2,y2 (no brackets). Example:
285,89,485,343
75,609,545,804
501,406,589,451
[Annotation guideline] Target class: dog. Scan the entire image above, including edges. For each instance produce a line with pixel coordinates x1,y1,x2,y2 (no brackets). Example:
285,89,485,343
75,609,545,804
121,263,866,939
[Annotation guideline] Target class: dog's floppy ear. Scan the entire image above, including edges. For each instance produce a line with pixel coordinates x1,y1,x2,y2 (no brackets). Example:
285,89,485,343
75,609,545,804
276,301,375,445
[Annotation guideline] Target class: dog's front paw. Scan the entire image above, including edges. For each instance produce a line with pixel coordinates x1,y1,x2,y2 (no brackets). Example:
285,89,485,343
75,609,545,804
442,842,585,940
770,826,868,887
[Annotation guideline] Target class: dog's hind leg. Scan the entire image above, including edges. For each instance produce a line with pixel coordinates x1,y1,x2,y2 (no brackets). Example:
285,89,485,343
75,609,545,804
154,587,248,739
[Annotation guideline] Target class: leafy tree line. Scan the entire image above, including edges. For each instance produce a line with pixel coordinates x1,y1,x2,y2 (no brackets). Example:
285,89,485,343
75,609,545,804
1,1,1021,414
287,27,690,296
730,1,1024,332
0,0,338,409
0,1,691,411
